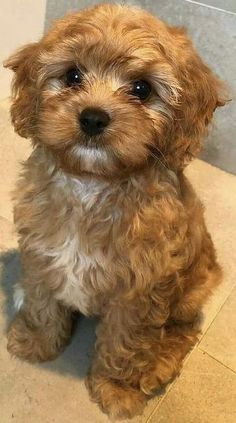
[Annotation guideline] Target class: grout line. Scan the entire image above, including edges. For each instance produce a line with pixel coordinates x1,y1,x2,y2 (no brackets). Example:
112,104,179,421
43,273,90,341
145,284,236,421
145,342,199,422
198,347,236,375
184,0,236,15
145,384,174,423
145,338,236,423
198,283,236,344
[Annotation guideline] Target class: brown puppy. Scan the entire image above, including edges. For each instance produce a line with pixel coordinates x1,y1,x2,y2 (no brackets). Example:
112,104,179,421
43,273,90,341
5,3,225,419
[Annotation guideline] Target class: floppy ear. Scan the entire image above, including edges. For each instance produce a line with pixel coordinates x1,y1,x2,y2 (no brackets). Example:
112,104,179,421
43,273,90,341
4,43,39,138
166,28,227,169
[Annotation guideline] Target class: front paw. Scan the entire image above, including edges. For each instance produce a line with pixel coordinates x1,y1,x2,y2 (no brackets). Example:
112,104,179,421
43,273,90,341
7,314,60,363
86,374,147,419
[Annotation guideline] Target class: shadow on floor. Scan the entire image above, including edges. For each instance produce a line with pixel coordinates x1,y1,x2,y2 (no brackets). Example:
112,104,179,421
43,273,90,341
0,249,97,379
0,249,21,328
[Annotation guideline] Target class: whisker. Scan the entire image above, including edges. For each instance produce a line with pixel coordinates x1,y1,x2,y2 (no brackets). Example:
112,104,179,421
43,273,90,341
148,148,169,171
148,145,169,170
149,145,169,168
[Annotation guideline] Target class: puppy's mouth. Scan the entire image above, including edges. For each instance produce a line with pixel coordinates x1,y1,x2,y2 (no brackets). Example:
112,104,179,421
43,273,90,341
78,133,107,149
68,135,113,167
73,143,110,160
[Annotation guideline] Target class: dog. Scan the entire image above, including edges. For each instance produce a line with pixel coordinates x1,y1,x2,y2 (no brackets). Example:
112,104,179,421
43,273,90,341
5,3,226,419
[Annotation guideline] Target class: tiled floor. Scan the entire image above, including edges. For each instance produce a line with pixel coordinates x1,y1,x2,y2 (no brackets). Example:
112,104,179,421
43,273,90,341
0,95,236,422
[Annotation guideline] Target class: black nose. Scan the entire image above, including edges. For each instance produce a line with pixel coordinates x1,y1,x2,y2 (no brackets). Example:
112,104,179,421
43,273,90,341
79,107,110,136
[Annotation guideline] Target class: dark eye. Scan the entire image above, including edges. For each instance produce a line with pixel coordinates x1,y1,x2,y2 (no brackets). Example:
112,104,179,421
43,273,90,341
131,80,152,101
65,68,83,87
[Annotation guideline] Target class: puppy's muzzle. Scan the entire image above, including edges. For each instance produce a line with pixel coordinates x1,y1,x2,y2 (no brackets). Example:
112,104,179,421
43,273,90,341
79,107,110,136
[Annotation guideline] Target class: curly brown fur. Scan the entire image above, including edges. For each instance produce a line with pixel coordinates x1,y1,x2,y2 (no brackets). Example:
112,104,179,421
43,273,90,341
5,3,226,419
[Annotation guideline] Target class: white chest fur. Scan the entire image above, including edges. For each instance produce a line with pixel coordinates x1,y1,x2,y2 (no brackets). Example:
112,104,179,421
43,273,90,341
43,172,121,315
54,236,110,315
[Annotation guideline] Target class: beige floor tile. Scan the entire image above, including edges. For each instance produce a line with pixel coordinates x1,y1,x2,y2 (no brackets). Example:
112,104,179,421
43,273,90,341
148,349,236,423
185,161,236,334
0,215,17,250
199,287,236,372
0,99,32,221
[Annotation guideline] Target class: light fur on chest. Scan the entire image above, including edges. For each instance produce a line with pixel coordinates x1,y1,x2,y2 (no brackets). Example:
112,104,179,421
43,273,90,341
45,172,122,315
15,154,180,316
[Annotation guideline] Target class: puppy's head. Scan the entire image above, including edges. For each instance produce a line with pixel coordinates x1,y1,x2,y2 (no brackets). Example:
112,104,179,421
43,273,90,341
5,3,226,176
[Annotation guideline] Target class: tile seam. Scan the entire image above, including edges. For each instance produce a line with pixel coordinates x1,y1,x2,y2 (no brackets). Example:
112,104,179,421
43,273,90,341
197,347,236,374
198,284,236,344
145,285,236,421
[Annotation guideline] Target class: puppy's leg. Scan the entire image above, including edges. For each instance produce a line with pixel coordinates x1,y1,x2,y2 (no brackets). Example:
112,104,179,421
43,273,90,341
141,236,223,395
86,300,199,419
139,323,198,395
86,303,149,419
171,264,222,325
7,282,72,362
